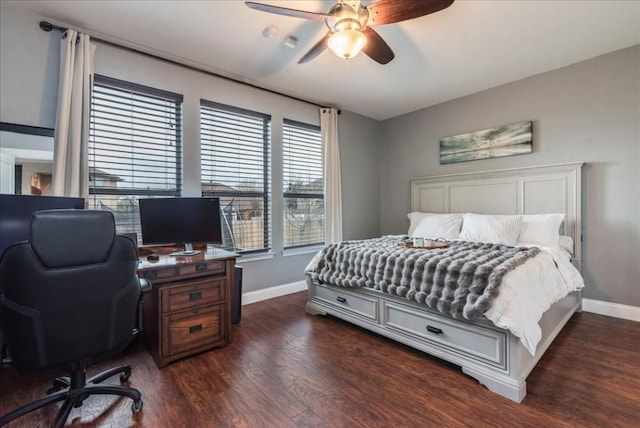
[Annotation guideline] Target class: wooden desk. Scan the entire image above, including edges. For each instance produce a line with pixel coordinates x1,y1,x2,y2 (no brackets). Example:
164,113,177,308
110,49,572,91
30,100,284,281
138,248,238,368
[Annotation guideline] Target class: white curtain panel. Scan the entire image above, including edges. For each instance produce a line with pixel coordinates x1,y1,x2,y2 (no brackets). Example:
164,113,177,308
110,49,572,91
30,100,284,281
52,30,95,198
320,107,343,243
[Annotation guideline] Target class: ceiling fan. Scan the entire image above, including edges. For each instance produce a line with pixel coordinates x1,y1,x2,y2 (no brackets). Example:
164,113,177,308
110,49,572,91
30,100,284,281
245,0,454,64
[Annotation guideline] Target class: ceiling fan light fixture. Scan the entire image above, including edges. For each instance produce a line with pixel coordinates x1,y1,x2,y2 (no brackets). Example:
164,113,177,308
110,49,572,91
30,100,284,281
246,0,454,65
328,28,367,60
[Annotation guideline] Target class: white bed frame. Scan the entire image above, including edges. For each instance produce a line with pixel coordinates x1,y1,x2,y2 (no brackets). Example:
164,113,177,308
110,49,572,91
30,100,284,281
306,163,583,402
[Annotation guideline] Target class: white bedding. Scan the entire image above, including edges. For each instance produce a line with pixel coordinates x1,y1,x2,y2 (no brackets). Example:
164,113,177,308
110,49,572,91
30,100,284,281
306,239,584,356
485,244,583,355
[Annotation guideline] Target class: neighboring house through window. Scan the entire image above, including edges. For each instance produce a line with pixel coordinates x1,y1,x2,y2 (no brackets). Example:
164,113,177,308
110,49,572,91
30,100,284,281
88,75,183,240
89,77,319,252
200,100,271,254
283,119,324,248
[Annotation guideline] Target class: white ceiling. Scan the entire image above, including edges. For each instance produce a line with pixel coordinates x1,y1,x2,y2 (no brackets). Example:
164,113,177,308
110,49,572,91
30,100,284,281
7,0,640,120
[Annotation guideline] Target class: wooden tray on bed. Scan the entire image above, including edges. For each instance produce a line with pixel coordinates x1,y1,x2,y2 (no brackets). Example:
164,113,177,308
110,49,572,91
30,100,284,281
400,239,448,249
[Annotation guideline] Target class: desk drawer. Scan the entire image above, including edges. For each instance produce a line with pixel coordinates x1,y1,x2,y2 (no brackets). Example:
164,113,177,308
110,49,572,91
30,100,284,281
383,302,506,367
161,277,226,313
177,260,225,277
314,284,378,321
162,305,224,357
142,266,177,280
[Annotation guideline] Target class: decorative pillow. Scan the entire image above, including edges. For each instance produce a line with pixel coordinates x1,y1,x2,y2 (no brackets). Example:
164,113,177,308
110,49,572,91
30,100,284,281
459,213,523,246
518,213,565,247
411,213,463,240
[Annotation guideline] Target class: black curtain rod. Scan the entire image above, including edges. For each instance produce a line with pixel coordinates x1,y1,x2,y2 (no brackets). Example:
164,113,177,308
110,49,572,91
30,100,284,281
39,21,341,114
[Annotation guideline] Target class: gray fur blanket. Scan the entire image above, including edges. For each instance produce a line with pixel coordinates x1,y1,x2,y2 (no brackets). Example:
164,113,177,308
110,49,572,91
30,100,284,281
310,236,540,320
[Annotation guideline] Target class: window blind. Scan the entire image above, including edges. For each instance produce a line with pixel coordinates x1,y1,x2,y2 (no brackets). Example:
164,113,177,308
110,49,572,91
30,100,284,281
89,75,183,236
283,119,324,248
200,100,271,253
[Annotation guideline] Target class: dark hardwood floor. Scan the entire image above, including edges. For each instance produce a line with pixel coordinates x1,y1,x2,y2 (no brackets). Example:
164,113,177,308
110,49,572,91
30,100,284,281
1,291,639,427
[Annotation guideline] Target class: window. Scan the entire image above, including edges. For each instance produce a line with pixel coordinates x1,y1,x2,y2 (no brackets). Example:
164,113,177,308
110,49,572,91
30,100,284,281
89,75,183,238
282,119,324,248
200,100,271,254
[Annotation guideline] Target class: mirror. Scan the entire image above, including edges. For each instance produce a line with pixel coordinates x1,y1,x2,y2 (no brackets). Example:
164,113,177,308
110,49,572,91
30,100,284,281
0,122,54,195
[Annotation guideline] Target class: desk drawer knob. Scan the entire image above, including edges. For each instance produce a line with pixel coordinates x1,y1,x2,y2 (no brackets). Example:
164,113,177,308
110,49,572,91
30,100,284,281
189,324,203,333
196,263,208,272
426,325,443,335
189,291,202,301
336,296,347,303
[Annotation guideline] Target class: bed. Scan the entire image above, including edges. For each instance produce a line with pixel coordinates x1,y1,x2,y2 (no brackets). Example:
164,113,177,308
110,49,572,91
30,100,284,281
305,163,584,402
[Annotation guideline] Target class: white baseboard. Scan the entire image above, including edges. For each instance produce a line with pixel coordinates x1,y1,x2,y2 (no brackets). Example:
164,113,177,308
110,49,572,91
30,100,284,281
582,298,640,322
241,280,307,306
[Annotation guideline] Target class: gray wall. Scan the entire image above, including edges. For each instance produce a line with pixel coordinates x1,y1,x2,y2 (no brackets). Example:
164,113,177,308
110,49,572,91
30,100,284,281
380,45,640,306
338,111,382,240
0,5,59,128
0,5,382,293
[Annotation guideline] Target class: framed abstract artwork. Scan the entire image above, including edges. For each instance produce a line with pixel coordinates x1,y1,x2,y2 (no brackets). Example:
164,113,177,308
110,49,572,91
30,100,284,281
440,121,532,164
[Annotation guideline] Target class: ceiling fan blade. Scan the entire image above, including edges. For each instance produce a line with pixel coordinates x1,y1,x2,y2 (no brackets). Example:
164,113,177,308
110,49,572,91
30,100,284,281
366,0,454,25
245,2,327,21
361,27,394,64
298,33,331,64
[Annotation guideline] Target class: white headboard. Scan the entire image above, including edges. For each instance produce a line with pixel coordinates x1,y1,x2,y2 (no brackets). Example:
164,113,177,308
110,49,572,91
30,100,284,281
410,163,583,265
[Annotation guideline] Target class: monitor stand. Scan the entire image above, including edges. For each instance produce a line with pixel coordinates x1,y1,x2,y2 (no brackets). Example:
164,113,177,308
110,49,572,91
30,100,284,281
169,243,201,256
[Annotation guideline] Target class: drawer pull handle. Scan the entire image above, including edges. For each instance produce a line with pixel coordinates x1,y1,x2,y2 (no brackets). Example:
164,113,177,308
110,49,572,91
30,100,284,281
189,324,203,333
189,291,202,301
426,325,443,335
195,263,207,271
336,296,347,303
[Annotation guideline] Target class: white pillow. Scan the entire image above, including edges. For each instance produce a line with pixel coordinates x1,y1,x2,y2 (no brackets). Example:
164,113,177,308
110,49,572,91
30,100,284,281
407,212,431,235
459,213,523,246
518,213,565,247
411,213,463,240
558,235,574,255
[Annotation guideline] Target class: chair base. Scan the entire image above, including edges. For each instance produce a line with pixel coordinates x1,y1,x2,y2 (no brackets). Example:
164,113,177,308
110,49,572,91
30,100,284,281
0,365,142,428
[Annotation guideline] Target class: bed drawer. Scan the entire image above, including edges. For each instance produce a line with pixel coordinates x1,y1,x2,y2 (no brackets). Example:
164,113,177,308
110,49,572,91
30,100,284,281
314,284,378,322
382,302,506,367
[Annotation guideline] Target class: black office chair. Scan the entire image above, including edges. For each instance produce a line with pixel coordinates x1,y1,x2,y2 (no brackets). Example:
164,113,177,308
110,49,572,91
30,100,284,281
0,210,147,427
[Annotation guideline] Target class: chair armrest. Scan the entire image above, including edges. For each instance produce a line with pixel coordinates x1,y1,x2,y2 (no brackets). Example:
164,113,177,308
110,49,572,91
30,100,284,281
139,277,152,294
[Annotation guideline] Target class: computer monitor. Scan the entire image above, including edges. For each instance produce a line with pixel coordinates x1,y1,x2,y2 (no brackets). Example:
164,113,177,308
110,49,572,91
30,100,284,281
0,194,85,257
138,197,222,255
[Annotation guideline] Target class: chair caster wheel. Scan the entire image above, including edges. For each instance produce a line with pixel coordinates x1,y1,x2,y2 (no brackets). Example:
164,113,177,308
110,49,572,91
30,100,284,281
47,378,67,394
132,399,143,413
120,366,132,383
